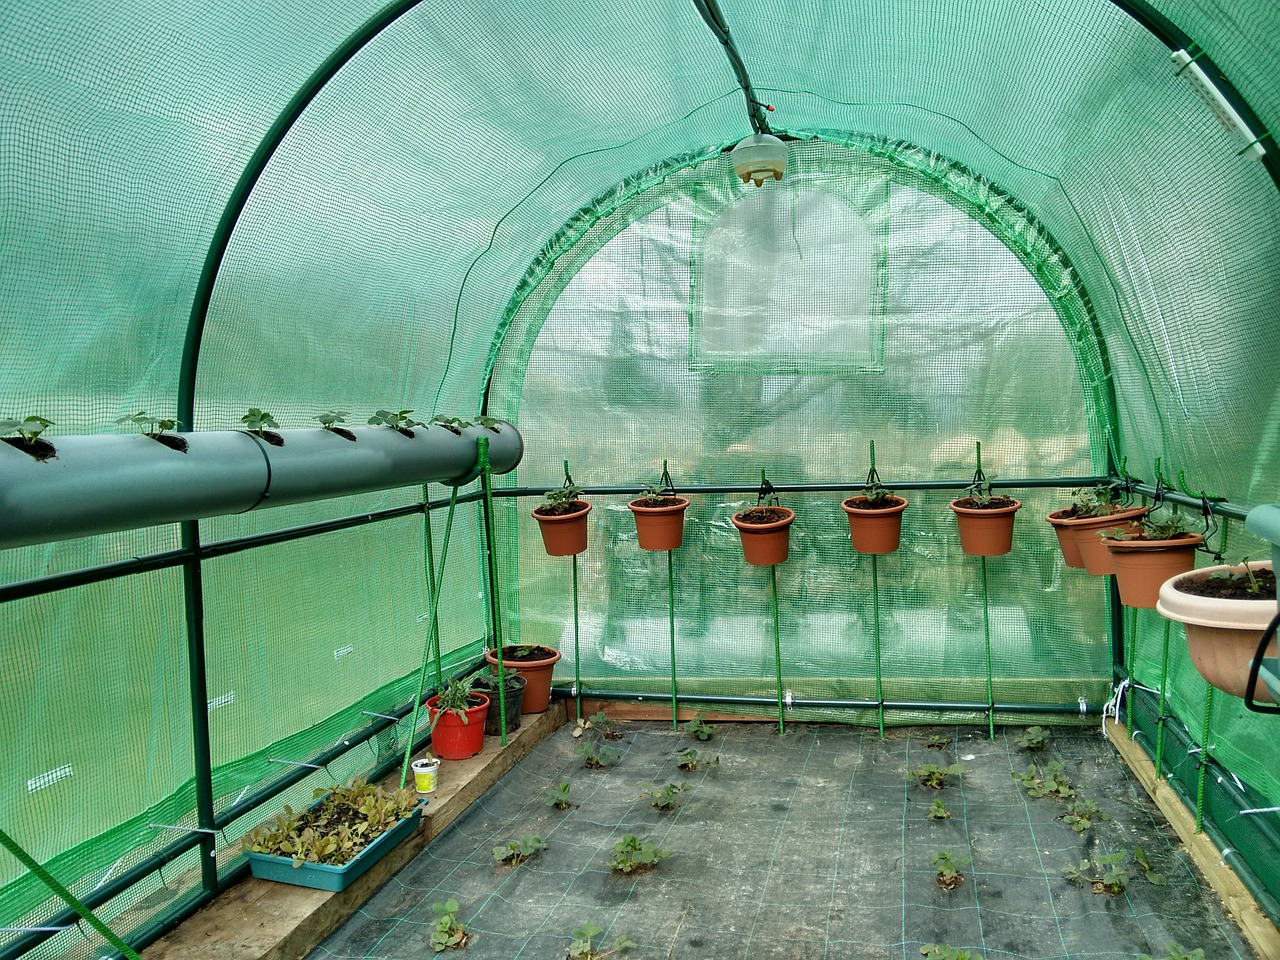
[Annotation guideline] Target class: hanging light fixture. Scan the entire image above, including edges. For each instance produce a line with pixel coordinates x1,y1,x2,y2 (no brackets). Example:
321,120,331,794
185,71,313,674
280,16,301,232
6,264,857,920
730,132,788,186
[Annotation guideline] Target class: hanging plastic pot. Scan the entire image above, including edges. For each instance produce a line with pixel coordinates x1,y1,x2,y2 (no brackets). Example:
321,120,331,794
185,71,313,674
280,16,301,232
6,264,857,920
1157,561,1277,700
950,499,1021,557
485,645,562,714
732,506,795,566
1063,506,1151,575
1105,532,1204,608
842,496,908,555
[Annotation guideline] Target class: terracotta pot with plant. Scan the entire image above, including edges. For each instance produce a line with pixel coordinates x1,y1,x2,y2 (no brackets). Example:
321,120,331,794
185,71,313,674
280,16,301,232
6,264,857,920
1102,508,1204,609
1046,483,1149,572
950,475,1021,557
532,467,591,556
485,644,562,713
426,676,490,760
1157,560,1277,699
732,474,794,566
841,454,908,555
627,464,689,551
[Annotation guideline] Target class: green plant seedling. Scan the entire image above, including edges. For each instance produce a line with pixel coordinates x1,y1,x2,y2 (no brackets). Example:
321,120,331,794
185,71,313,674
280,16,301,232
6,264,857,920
677,748,718,772
1,415,53,446
680,713,716,741
1012,761,1074,799
115,411,180,436
920,946,978,960
1106,506,1189,542
240,408,279,435
1060,799,1111,833
545,782,575,810
608,835,671,874
567,923,638,959
368,408,424,434
574,740,621,770
1138,946,1205,960
926,798,951,820
931,849,970,890
537,481,585,516
314,410,350,430
242,776,418,867
429,899,468,952
639,782,687,811
1063,851,1129,895
493,834,547,866
924,735,950,751
907,762,966,790
1132,845,1167,886
429,675,478,731
1015,726,1049,751
588,710,623,741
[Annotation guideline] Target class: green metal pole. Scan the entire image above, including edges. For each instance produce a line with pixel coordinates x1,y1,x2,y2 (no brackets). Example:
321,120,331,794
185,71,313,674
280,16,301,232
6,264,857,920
1125,605,1137,734
399,487,459,789
422,486,442,691
980,555,995,740
668,550,679,730
870,553,885,738
770,564,784,735
0,828,143,960
178,521,218,894
1195,683,1215,833
478,437,508,746
572,553,582,722
1154,617,1172,778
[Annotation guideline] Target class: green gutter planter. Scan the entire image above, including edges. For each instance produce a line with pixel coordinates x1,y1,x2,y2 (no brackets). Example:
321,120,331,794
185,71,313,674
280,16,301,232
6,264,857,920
245,805,422,892
0,421,522,550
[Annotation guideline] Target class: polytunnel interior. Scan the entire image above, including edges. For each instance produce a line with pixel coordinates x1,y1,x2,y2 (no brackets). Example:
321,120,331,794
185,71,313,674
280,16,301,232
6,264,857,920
2,0,1280,957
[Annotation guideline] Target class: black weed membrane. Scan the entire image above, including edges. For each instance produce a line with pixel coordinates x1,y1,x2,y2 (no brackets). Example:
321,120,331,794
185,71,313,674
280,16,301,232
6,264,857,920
311,722,1254,960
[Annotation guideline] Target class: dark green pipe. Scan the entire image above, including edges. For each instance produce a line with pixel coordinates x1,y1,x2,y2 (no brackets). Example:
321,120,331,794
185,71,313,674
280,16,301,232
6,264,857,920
689,0,772,135
176,0,428,427
1106,0,1278,193
1125,481,1250,522
178,520,218,895
500,477,1109,497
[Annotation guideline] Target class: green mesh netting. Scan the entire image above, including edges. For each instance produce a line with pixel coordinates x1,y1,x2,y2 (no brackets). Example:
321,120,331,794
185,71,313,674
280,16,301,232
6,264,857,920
3,0,1280,952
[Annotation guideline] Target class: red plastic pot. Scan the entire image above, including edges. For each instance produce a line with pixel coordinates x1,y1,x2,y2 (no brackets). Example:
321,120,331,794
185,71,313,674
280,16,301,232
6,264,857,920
427,693,489,760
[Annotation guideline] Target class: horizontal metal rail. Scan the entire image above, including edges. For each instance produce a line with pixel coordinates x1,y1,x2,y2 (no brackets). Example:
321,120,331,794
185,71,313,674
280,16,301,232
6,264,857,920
561,686,1101,716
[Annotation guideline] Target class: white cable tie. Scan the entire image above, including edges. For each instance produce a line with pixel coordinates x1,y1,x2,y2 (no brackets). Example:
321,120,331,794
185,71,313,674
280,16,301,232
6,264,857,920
784,689,794,709
0,926,76,933
267,758,321,769
1239,806,1280,816
1231,773,1246,791
362,710,401,721
1078,696,1088,715
147,823,217,835
1220,847,1236,865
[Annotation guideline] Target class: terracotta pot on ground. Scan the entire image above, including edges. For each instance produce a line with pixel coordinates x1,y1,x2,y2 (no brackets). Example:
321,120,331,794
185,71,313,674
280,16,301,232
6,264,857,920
427,693,489,760
485,645,562,713
949,498,1021,557
731,506,795,566
532,500,591,556
1104,532,1205,609
1157,561,1277,700
841,496,909,555
1062,505,1151,575
627,496,690,551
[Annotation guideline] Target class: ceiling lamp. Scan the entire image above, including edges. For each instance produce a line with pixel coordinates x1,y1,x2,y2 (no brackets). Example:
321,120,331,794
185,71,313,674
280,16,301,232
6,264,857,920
731,133,788,186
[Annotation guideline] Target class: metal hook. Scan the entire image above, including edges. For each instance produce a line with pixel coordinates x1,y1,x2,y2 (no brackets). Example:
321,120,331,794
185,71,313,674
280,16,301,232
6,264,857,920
659,459,676,497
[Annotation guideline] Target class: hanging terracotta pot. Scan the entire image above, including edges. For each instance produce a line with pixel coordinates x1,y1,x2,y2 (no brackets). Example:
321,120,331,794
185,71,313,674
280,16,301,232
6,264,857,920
1157,561,1277,700
841,496,909,555
949,498,1021,557
1062,505,1151,575
1045,509,1085,567
427,692,489,760
732,506,795,566
1104,532,1205,608
627,496,690,551
532,500,591,556
485,645,562,713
